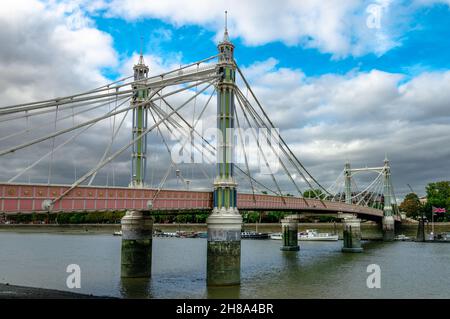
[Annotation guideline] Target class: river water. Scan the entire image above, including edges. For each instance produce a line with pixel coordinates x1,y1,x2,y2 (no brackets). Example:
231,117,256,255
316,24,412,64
0,232,449,298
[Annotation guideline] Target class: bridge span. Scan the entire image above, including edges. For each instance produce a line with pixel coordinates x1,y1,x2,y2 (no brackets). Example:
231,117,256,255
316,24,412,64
0,183,399,222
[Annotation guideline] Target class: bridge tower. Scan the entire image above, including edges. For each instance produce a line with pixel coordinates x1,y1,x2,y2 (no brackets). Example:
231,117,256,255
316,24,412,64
130,48,149,187
120,50,153,278
206,12,243,286
382,157,395,241
344,161,352,204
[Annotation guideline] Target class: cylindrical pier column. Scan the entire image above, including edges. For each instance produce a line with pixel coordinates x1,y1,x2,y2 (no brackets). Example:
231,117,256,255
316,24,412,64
342,216,363,253
416,217,426,242
382,215,395,241
121,210,153,278
207,211,242,286
281,217,299,251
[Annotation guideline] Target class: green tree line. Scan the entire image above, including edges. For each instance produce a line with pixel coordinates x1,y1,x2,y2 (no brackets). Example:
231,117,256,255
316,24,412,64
400,181,450,222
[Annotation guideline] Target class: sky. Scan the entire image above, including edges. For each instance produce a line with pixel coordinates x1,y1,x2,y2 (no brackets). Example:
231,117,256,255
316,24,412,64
1,0,450,200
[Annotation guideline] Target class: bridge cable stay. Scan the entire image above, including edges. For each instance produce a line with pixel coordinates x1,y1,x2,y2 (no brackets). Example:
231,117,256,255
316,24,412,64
0,94,131,142
0,94,132,125
7,97,132,183
235,91,306,202
324,169,344,201
153,98,279,195
233,106,257,203
235,89,310,199
47,103,59,185
148,107,191,196
153,91,216,157
235,88,322,206
234,87,325,204
369,175,385,208
353,171,383,206
150,90,215,182
109,88,118,186
0,54,221,114
0,77,217,157
236,87,326,204
71,104,77,181
150,88,279,196
87,105,131,186
151,105,211,182
366,173,385,209
234,92,287,203
49,80,217,206
0,74,132,112
235,65,332,200
25,110,31,183
0,68,218,117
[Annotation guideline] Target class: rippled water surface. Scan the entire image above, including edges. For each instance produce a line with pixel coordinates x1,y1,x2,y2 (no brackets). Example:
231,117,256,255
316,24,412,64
0,232,449,298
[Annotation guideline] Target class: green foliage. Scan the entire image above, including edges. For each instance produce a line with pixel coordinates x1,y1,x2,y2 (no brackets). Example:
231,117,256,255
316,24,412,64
399,192,422,219
423,181,450,221
303,189,323,198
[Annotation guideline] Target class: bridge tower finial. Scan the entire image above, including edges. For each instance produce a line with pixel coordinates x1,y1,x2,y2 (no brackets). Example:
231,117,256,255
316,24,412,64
222,10,230,43
138,36,145,65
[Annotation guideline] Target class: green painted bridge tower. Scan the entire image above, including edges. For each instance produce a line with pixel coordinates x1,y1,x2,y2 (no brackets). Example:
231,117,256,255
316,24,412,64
131,51,149,187
382,157,395,241
206,12,243,286
121,51,153,278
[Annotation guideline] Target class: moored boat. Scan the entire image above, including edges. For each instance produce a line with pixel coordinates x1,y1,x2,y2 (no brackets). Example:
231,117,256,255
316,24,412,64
241,231,269,239
298,229,338,241
269,233,282,240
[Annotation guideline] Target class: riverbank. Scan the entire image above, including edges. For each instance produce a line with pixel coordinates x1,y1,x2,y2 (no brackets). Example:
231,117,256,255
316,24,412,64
0,283,110,299
1,222,449,240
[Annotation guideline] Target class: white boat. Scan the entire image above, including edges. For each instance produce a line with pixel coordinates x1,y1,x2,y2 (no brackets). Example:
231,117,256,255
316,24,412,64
298,229,338,241
270,230,338,241
394,234,411,241
269,233,283,240
113,230,122,236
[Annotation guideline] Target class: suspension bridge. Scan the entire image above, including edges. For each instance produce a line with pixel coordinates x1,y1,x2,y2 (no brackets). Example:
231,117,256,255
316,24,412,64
0,15,402,285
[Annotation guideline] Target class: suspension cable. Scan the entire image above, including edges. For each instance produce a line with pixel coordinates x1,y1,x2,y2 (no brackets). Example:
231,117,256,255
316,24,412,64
8,97,131,183
235,65,331,197
50,81,216,206
236,90,306,199
235,91,286,202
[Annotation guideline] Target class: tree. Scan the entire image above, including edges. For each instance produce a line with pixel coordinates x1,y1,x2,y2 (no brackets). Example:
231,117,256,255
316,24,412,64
424,181,450,222
303,189,323,198
399,193,422,219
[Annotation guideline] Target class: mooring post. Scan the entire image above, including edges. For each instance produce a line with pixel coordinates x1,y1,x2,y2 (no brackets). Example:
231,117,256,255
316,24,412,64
341,214,363,253
280,217,299,251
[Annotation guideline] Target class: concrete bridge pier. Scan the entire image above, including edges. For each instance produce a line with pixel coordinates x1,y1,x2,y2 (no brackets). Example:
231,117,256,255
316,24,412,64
382,215,395,241
341,215,363,253
416,217,426,242
280,217,299,251
120,210,153,278
206,210,242,286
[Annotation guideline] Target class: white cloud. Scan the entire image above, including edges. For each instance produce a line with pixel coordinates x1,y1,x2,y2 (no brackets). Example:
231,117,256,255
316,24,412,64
238,58,450,196
0,0,117,104
99,0,402,58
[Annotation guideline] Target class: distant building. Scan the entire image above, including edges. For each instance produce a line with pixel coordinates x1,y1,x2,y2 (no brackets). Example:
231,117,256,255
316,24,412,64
419,196,427,204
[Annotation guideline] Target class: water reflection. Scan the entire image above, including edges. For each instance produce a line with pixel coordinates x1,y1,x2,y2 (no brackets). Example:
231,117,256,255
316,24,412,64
120,278,151,299
206,285,241,299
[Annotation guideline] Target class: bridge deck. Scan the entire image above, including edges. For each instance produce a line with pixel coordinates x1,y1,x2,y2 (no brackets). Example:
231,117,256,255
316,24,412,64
0,183,398,221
